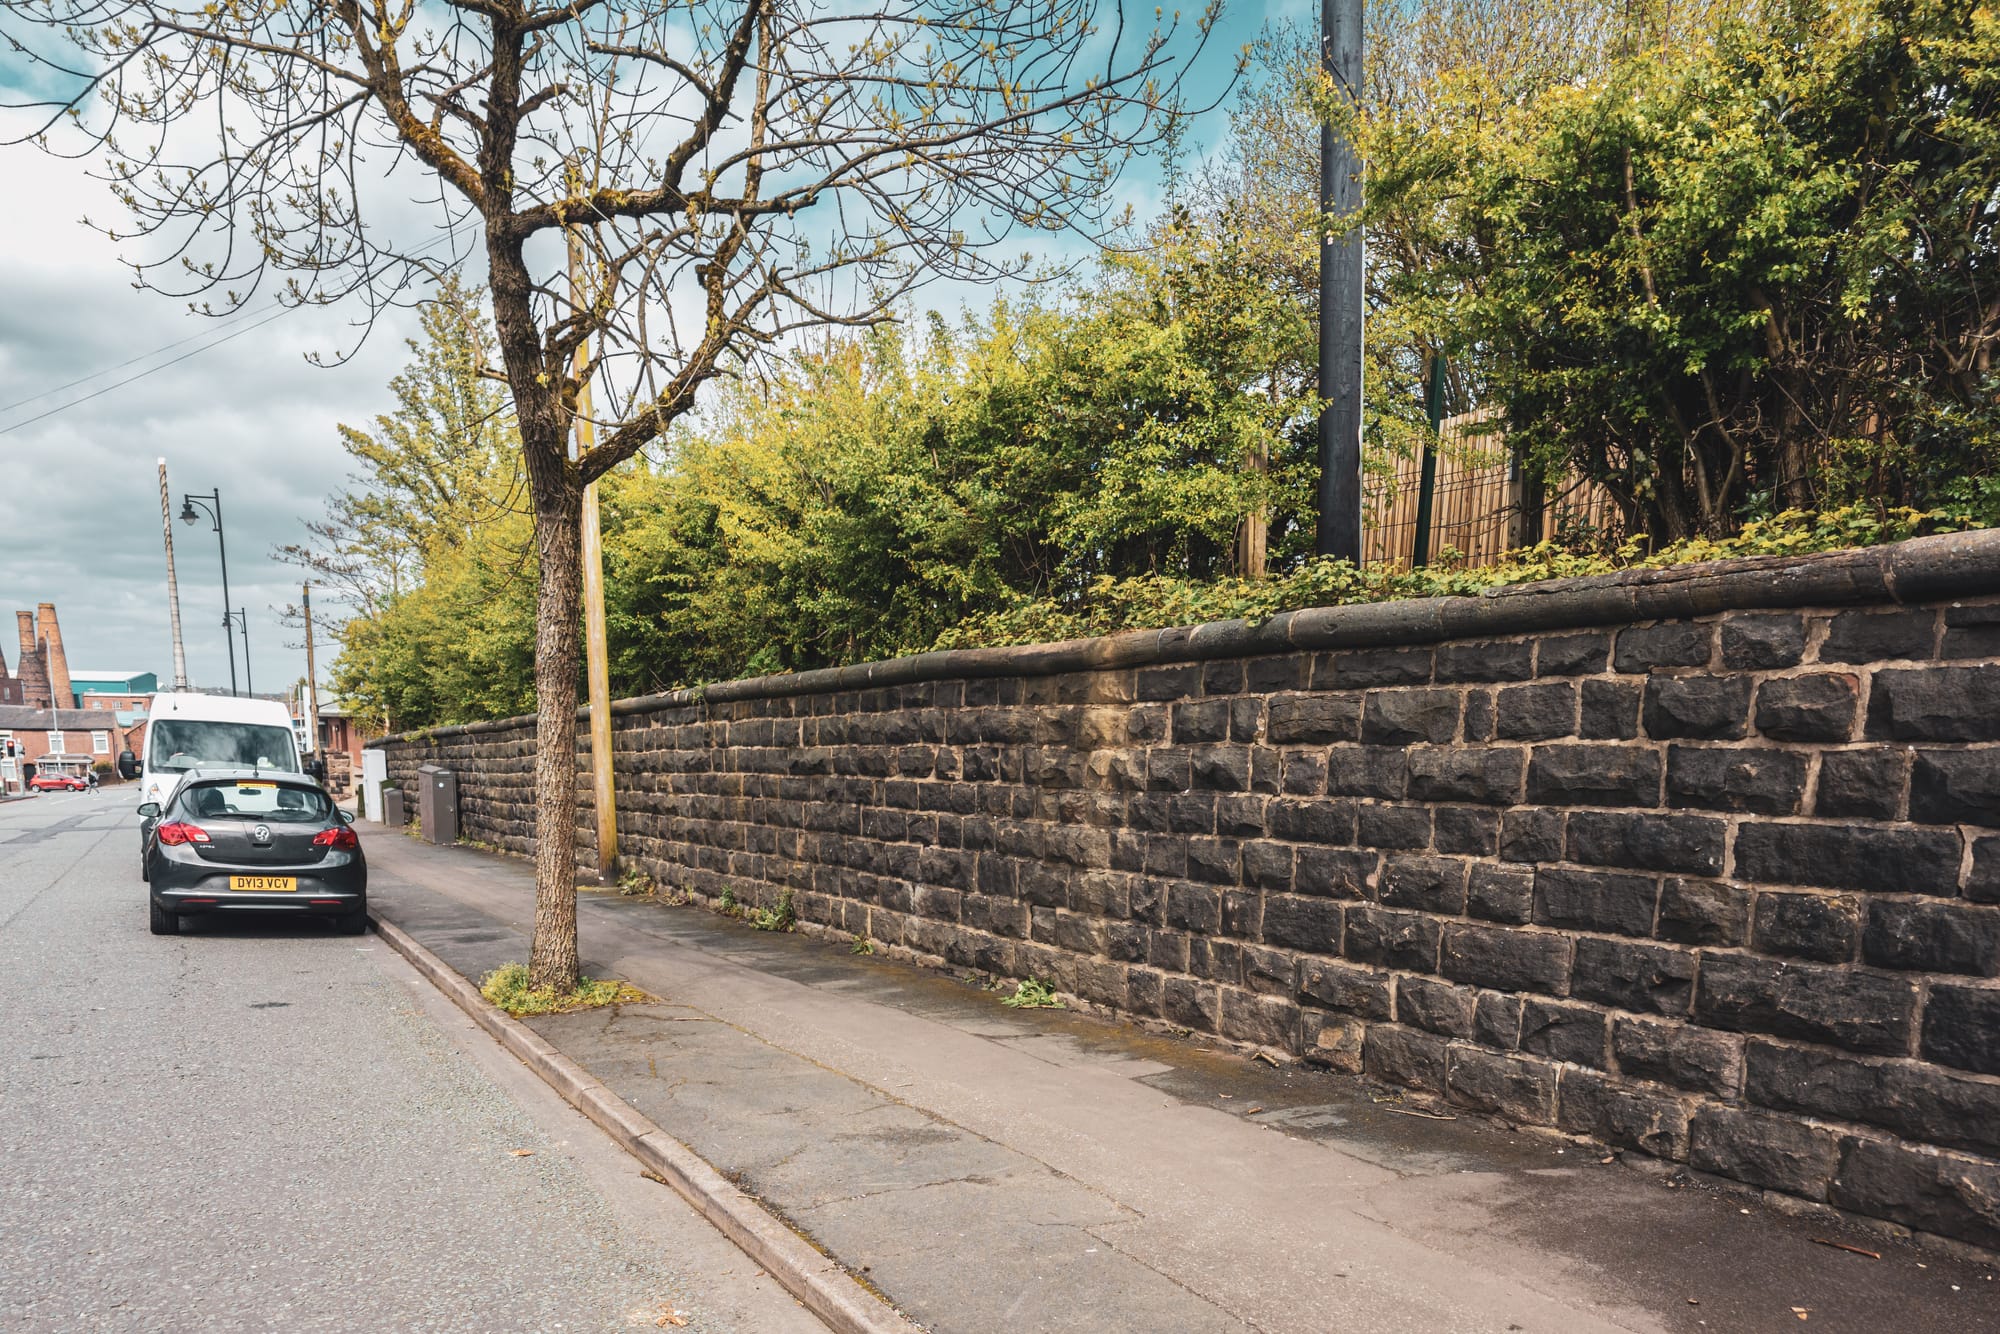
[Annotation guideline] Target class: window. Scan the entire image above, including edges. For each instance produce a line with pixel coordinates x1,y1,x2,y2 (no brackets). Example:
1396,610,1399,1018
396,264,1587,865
46,731,64,754
176,779,332,822
92,732,110,755
90,699,104,709
148,720,299,773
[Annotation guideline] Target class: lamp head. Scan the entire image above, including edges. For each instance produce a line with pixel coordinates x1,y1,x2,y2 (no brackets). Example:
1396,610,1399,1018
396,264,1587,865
179,500,197,526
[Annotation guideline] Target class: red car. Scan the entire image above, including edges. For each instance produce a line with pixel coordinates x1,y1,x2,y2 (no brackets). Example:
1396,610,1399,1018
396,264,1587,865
29,773,88,791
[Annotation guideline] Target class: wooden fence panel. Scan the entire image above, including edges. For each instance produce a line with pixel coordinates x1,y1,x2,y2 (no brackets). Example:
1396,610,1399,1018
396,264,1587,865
1363,414,1622,571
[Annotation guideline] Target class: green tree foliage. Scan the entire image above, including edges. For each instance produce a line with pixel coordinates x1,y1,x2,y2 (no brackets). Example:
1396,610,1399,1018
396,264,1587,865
609,274,1302,691
290,278,536,729
1364,0,2000,538
329,260,1310,717
325,0,1996,722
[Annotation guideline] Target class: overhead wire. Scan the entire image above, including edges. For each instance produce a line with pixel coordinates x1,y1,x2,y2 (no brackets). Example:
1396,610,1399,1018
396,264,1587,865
0,223,477,437
0,304,275,415
0,307,293,437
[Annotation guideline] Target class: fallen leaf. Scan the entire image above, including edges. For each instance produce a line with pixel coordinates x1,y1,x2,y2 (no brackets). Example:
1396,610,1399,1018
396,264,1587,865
1686,1298,1700,1306
1600,1155,1616,1164
1245,1106,1265,1115
654,1308,688,1328
1792,1308,1811,1320
509,1149,536,1158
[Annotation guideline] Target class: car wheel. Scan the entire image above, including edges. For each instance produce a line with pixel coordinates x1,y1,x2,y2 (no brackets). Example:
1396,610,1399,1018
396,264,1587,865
149,900,178,936
336,909,369,936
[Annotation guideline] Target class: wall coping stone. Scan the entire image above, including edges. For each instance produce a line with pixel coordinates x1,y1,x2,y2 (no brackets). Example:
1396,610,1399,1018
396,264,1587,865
367,527,2000,748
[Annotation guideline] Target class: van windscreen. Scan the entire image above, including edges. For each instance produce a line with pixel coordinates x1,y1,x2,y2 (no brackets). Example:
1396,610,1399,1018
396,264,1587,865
149,720,298,773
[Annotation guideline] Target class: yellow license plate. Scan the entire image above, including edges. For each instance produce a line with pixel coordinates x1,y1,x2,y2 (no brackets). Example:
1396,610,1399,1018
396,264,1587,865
230,876,297,892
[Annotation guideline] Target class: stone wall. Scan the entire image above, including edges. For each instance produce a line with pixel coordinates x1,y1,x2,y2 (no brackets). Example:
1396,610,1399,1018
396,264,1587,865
372,531,2000,1252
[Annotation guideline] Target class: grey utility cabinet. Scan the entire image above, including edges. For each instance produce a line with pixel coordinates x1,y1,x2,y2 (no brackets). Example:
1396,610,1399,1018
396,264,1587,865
380,785,406,828
417,764,459,845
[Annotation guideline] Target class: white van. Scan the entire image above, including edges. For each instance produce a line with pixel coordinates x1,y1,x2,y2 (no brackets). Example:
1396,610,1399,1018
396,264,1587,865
120,693,315,873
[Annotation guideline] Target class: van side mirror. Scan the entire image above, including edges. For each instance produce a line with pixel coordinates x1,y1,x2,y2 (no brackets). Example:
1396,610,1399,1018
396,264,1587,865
137,802,161,818
117,750,140,780
307,757,328,780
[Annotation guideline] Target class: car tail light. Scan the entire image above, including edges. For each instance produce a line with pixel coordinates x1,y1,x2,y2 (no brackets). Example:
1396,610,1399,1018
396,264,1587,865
156,821,210,845
312,826,359,850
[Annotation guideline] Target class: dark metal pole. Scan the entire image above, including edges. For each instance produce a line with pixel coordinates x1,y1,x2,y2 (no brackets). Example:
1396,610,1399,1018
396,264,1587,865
1413,353,1445,568
211,491,238,697
185,490,239,696
1316,0,1365,562
236,610,252,698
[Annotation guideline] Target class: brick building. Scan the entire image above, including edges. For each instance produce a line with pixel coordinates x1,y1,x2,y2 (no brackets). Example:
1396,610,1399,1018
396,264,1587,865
71,670,160,713
7,604,75,709
0,607,160,790
0,705,136,790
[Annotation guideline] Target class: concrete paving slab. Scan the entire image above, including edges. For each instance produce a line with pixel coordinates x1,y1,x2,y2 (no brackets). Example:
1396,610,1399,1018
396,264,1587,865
363,830,2000,1334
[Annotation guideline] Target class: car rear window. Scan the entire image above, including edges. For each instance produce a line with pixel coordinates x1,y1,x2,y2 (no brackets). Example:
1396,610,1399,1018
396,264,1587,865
178,780,332,823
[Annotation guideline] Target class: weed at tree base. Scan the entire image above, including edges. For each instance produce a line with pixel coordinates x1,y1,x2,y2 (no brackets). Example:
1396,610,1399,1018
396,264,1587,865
616,865,658,897
479,962,654,1016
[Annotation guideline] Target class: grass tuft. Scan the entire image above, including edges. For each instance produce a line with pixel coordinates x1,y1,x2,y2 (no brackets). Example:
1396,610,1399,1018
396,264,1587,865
479,962,653,1016
749,889,796,932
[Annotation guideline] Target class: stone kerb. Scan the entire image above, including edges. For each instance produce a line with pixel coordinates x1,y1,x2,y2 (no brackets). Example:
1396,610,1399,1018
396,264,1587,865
368,529,2000,1254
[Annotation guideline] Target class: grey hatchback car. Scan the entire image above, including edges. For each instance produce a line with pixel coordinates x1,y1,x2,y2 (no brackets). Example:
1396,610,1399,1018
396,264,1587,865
141,769,366,936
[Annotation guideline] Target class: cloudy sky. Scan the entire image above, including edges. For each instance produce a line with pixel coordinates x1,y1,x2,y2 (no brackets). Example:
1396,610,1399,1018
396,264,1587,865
0,4,1287,704
0,142,421,698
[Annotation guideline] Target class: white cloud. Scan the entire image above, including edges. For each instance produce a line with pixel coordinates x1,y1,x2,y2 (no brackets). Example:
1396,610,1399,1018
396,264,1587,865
0,147,417,696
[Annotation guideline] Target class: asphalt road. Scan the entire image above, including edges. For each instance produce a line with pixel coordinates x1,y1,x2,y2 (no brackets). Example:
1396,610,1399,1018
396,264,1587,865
0,787,826,1334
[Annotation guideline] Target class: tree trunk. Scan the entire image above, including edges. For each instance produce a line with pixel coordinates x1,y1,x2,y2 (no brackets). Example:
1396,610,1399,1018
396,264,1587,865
1234,438,1270,579
525,444,585,994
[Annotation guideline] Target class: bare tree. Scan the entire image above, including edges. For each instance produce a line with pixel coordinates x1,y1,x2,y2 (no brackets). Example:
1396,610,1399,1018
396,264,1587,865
6,0,1221,988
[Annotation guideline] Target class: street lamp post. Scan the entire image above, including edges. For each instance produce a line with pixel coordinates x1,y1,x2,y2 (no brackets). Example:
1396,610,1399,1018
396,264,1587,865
179,489,239,696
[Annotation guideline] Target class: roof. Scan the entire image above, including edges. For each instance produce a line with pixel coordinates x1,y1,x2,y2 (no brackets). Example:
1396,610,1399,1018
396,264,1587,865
71,671,152,684
146,692,296,726
0,706,132,730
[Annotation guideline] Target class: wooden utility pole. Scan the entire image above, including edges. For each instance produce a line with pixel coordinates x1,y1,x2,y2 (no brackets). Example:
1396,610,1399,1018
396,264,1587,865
301,582,321,758
569,226,618,880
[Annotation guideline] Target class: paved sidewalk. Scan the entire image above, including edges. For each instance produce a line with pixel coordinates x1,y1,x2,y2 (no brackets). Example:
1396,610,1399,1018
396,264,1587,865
363,830,1998,1334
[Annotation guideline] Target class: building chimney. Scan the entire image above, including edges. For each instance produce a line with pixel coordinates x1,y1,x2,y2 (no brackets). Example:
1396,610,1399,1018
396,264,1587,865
37,604,73,709
14,610,51,708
